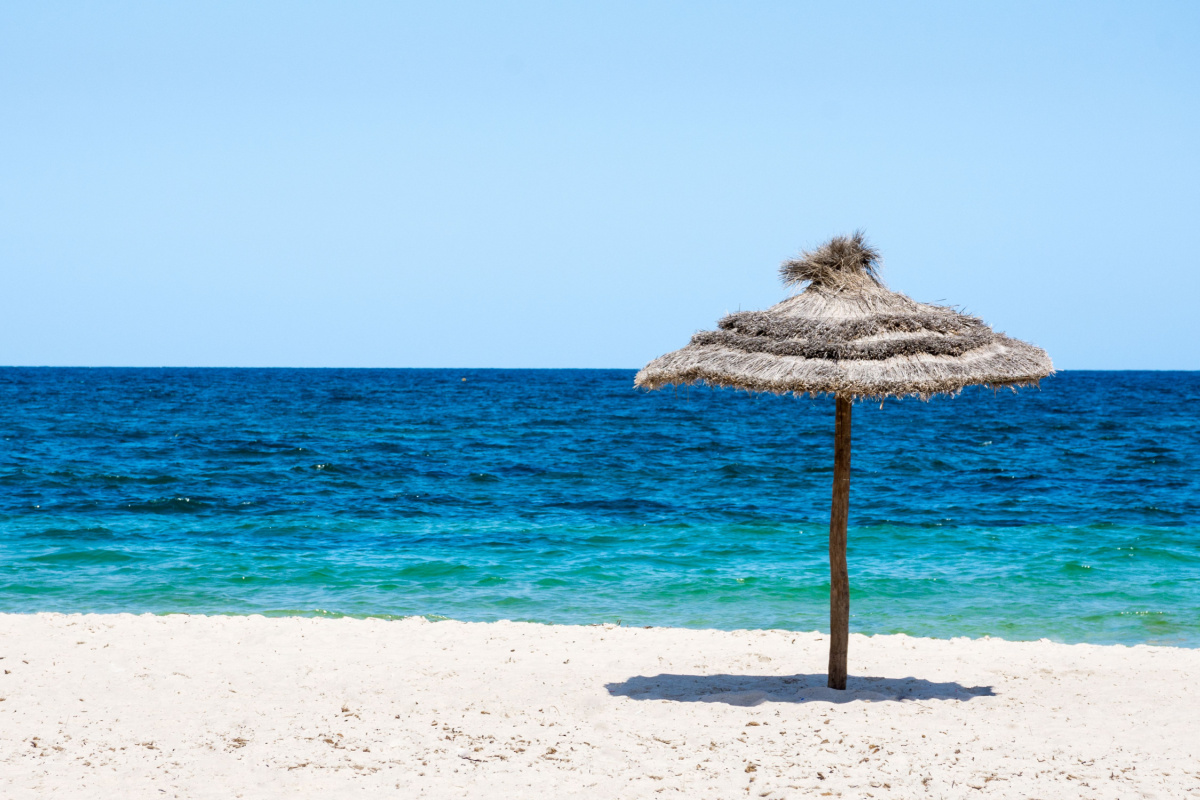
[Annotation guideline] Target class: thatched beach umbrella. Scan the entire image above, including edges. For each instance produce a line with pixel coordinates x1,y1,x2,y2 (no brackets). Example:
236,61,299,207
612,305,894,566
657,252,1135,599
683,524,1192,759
635,232,1053,690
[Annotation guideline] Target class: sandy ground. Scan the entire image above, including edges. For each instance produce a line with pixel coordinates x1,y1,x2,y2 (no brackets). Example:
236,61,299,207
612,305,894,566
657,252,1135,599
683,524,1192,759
0,614,1197,799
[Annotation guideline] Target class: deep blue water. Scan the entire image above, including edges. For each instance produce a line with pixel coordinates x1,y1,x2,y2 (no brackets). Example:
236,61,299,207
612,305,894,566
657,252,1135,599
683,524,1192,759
0,368,1197,645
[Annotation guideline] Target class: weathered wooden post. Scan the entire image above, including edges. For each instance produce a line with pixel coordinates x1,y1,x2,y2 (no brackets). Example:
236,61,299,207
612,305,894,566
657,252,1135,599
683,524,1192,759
827,396,852,690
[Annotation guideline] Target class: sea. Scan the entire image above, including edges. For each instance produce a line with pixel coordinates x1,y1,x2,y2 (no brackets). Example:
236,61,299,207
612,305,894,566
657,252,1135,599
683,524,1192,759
1,368,1197,646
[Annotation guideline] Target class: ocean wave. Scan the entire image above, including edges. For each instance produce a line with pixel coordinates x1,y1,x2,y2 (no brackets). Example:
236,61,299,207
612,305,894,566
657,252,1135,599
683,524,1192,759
27,549,136,565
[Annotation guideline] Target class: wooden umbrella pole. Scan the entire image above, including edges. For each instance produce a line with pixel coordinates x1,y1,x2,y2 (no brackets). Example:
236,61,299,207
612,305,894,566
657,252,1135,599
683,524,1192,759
827,395,852,690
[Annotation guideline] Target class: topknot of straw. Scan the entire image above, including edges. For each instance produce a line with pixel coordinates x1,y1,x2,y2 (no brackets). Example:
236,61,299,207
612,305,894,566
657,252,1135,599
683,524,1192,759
780,230,882,289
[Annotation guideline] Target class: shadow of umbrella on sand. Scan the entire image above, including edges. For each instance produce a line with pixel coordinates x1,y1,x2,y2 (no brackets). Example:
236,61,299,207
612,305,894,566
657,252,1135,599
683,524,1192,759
635,232,1053,690
606,673,996,705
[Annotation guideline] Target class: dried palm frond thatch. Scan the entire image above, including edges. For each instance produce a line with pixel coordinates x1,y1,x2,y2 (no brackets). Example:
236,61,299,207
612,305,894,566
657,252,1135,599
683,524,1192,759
636,231,1052,400
635,232,1053,691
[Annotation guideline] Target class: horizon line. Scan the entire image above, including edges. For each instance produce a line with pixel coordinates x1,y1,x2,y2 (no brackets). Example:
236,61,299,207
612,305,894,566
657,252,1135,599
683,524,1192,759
1,365,1196,373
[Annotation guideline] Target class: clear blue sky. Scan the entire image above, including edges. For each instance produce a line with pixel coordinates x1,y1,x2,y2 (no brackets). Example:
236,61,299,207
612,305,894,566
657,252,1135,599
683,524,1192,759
2,2,1196,369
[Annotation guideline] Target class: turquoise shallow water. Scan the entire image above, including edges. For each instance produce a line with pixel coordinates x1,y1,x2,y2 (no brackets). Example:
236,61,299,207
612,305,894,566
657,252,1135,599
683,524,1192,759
1,368,1197,645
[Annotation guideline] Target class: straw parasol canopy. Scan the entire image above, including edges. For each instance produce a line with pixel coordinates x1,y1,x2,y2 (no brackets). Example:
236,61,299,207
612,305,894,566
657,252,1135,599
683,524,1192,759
635,232,1053,689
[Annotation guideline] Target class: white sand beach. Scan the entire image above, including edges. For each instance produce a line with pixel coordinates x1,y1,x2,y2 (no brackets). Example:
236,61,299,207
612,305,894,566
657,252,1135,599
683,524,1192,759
1,613,1197,799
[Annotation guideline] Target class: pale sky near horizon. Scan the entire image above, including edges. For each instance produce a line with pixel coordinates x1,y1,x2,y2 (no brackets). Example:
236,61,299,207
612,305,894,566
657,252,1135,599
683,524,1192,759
2,2,1197,370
